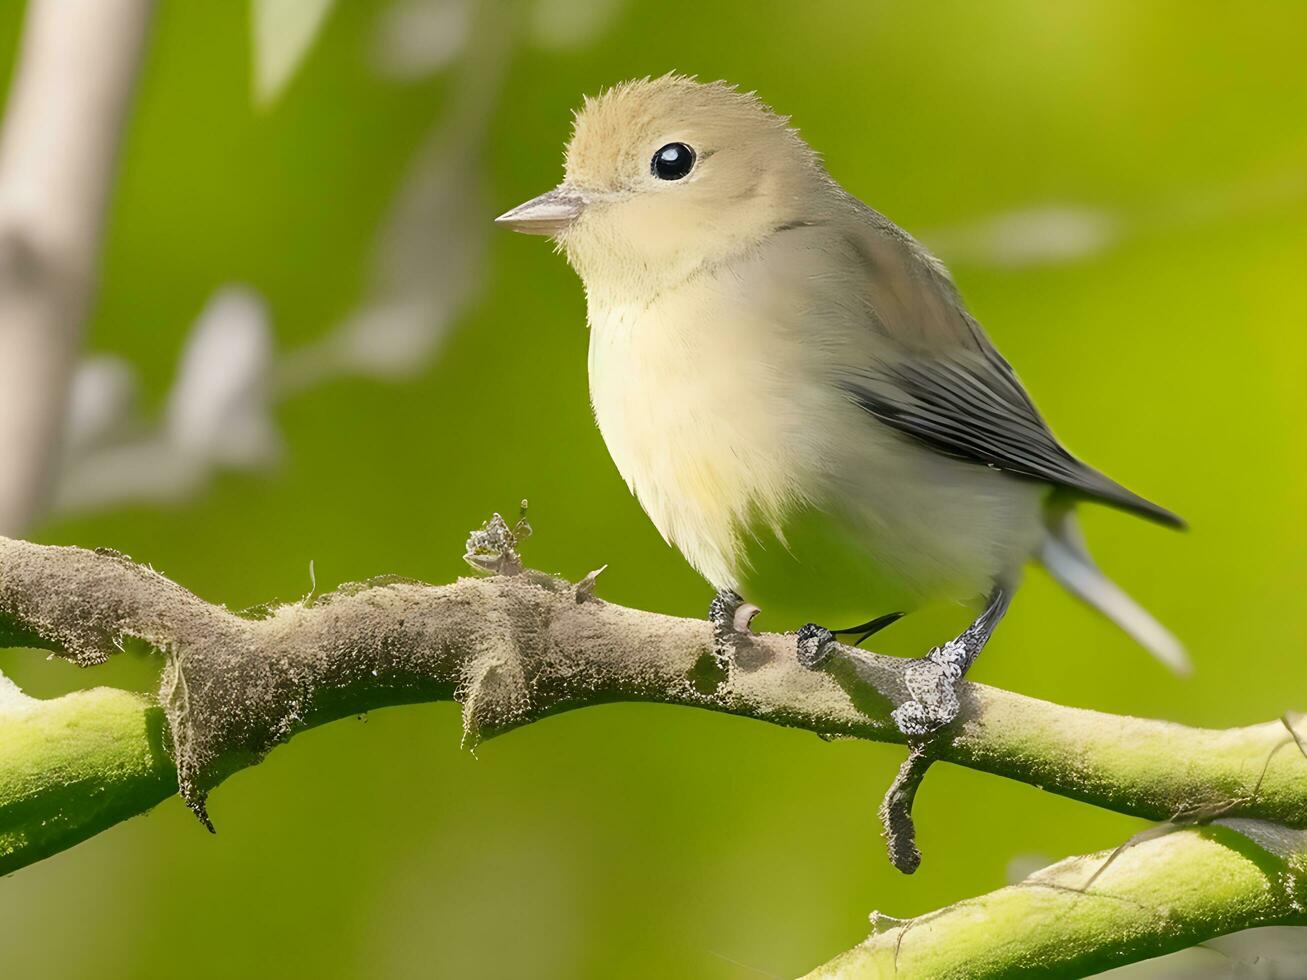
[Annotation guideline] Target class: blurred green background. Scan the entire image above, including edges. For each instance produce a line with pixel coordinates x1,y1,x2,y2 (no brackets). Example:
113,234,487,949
2,1,1305,977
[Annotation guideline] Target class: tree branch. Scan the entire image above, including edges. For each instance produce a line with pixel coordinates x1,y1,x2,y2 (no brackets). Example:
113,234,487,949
2,523,1305,876
805,823,1307,978
0,677,174,871
0,0,154,535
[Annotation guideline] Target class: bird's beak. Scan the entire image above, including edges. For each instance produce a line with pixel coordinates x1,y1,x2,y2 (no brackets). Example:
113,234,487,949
494,186,585,236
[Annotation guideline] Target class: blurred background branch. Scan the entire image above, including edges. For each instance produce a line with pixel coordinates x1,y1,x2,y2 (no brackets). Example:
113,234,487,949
7,0,1299,535
47,0,510,520
0,0,517,530
0,0,153,536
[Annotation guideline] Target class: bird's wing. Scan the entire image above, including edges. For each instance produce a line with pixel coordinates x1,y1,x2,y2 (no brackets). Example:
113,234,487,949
828,204,1183,528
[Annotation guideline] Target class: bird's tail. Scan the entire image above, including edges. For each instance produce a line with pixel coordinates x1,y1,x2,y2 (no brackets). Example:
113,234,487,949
1037,510,1189,675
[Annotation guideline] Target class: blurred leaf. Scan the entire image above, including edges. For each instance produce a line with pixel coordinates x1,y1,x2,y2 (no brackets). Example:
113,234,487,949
925,205,1121,268
1094,926,1307,977
531,0,625,49
250,0,337,106
372,0,471,79
1211,817,1307,864
63,357,139,459
167,286,279,466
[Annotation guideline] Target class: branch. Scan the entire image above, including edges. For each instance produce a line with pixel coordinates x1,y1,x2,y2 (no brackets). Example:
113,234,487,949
805,823,1307,978
0,676,174,870
2,523,1305,875
0,0,154,535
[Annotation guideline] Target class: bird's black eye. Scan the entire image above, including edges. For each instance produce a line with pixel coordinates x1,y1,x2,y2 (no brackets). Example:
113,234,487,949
651,142,696,181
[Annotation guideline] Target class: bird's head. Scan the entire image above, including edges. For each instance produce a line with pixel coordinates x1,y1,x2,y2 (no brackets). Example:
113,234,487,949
496,75,823,295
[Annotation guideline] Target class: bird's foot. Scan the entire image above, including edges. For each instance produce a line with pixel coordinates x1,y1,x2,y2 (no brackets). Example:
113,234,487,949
890,584,1012,737
889,639,968,737
796,610,905,670
793,588,1011,873
795,623,837,669
795,602,998,737
794,631,963,736
709,589,760,666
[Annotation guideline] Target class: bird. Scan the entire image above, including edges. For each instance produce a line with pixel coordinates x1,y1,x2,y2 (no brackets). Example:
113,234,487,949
495,74,1185,735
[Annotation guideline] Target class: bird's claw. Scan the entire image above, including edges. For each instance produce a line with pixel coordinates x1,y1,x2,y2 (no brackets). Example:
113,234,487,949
709,589,759,665
732,601,761,635
891,641,970,737
795,623,836,669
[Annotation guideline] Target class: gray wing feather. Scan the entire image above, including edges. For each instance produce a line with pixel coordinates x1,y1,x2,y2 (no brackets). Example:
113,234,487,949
833,205,1184,529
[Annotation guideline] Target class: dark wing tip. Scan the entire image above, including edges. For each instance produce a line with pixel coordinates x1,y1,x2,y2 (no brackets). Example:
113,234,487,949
1129,498,1188,531
1081,472,1186,530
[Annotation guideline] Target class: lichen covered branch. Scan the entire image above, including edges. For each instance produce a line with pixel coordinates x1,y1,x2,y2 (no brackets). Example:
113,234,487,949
2,525,1306,882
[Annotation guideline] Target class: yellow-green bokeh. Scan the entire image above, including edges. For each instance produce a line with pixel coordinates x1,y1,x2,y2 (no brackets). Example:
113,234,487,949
1,2,1305,977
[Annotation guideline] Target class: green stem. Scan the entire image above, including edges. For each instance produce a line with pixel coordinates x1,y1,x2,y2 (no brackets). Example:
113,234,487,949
0,679,174,873
805,825,1307,978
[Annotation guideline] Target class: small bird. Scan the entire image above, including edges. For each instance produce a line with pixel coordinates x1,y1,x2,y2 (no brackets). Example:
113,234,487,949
496,75,1185,735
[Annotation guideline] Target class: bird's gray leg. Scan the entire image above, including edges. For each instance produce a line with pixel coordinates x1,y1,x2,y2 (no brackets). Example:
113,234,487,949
796,588,1011,873
883,588,1010,872
796,587,1011,736
890,586,1011,737
709,588,760,665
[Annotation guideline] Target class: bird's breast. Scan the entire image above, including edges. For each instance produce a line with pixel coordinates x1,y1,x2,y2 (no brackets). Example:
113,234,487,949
586,284,832,590
582,268,1046,613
